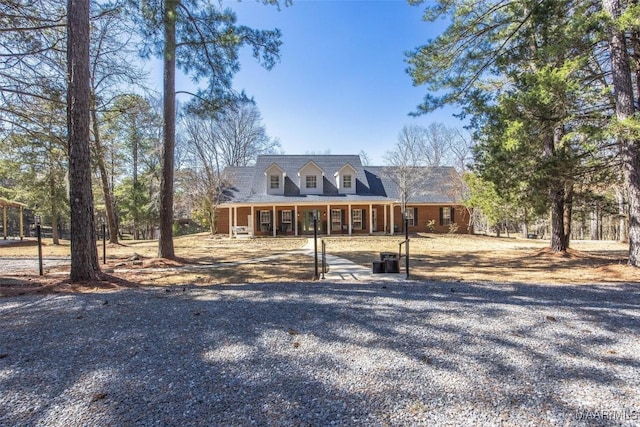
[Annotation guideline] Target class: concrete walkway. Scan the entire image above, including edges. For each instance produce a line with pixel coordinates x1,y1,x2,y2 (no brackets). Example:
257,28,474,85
300,239,403,282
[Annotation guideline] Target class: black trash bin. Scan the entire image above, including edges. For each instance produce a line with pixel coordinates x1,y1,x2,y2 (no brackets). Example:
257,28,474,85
372,260,385,273
384,258,400,273
380,252,397,261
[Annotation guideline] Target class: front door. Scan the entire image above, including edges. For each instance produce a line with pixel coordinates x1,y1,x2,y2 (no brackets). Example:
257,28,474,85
301,209,321,234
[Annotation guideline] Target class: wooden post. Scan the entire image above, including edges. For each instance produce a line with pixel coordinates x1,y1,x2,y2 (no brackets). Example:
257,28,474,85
272,205,276,237
19,206,24,240
3,206,7,240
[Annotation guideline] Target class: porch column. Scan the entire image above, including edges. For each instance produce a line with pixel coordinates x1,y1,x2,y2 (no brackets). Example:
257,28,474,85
19,206,23,240
327,204,331,236
390,204,395,235
234,207,238,237
294,206,298,236
228,207,233,238
348,204,352,235
384,204,388,234
369,203,373,235
250,206,254,236
272,205,277,237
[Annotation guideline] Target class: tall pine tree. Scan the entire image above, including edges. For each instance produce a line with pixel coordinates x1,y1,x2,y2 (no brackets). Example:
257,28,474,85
130,0,283,258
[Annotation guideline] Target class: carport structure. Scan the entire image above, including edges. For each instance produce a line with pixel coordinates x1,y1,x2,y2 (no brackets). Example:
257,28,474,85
0,197,26,240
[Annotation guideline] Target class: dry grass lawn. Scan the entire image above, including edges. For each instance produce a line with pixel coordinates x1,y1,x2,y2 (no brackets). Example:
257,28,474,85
1,232,638,297
0,234,312,296
325,234,638,285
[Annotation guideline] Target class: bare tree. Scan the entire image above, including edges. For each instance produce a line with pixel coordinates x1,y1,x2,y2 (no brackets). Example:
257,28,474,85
215,103,280,167
449,129,474,172
421,123,450,166
1,0,69,243
178,104,279,232
358,150,371,166
89,6,146,244
383,125,427,216
179,115,224,233
385,124,468,231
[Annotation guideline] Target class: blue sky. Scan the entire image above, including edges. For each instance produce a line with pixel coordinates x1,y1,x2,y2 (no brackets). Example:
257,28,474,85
183,0,463,164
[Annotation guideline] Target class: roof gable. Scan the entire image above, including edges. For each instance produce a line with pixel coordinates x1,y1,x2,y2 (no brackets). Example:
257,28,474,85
334,162,357,177
297,160,324,176
264,162,286,176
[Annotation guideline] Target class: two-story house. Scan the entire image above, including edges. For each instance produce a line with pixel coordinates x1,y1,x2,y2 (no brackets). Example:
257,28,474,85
216,154,472,237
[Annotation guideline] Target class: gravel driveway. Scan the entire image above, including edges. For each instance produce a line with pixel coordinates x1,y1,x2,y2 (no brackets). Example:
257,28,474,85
0,257,70,274
1,281,639,426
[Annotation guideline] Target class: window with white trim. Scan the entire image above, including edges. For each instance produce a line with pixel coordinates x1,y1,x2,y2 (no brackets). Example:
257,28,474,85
260,210,271,232
331,209,342,231
352,209,363,230
442,207,452,225
342,175,352,189
406,207,415,227
305,175,317,189
281,210,292,232
270,175,280,189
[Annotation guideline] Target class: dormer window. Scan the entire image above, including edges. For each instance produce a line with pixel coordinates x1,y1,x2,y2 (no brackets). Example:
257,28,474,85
298,160,324,194
270,175,280,189
264,162,286,195
306,175,317,189
335,163,357,194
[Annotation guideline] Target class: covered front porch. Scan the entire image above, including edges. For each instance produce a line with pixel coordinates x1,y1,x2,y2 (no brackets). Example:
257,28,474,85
226,203,404,238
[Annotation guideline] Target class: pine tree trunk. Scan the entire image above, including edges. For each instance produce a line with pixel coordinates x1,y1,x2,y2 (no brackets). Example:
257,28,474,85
617,187,628,243
603,0,640,266
132,124,140,240
590,204,600,240
48,159,60,245
549,187,566,252
563,182,573,248
546,126,568,252
67,0,100,282
158,0,177,259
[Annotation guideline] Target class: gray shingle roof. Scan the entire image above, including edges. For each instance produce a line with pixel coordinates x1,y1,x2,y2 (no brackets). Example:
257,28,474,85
221,155,462,205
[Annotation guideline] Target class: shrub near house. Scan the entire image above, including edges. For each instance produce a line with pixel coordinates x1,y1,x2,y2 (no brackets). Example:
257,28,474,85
216,155,472,237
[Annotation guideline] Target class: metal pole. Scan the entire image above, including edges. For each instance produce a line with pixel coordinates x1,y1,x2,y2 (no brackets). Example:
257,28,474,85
102,221,106,265
321,240,326,279
36,217,43,276
313,214,318,280
405,215,409,279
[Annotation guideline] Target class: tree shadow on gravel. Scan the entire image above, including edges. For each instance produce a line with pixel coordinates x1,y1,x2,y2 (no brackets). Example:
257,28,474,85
1,281,639,425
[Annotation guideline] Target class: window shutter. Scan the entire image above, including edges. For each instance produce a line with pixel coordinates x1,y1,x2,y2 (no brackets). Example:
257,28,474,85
362,209,366,229
450,207,455,224
439,207,444,226
278,210,282,232
414,207,418,227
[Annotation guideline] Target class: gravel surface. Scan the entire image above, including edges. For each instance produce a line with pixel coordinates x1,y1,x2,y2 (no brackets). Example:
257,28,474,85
0,257,70,274
1,281,639,426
